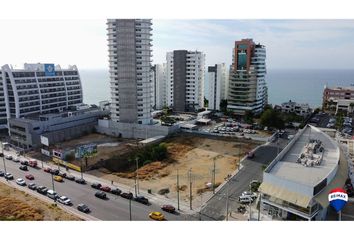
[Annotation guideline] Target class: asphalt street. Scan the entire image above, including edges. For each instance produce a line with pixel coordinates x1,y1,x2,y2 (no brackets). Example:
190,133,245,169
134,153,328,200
0,150,187,221
199,136,290,221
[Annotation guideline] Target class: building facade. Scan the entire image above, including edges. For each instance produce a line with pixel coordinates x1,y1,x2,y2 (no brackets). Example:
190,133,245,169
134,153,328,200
1,63,83,126
0,72,6,128
166,50,205,112
276,100,312,116
151,64,167,110
208,63,227,111
107,19,153,125
227,39,267,115
9,106,109,149
323,86,354,114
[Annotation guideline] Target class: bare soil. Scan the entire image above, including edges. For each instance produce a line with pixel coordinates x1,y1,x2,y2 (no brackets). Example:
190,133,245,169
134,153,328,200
89,134,261,206
0,182,81,220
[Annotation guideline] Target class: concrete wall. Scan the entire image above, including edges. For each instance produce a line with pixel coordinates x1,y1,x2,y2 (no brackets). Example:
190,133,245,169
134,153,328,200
96,120,179,139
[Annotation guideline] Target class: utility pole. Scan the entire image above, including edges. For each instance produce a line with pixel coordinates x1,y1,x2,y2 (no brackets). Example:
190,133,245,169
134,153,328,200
129,196,132,221
212,157,216,194
258,193,261,221
1,142,7,175
80,158,83,180
136,157,139,195
226,181,229,221
177,169,180,210
189,168,192,210
51,173,55,192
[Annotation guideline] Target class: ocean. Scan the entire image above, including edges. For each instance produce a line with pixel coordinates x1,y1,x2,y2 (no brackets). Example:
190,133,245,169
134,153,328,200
80,69,354,108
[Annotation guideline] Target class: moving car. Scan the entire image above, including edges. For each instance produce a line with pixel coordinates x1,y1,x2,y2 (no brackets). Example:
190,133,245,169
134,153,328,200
111,188,122,195
134,196,149,205
20,160,29,165
77,204,90,213
16,178,26,186
19,165,28,171
161,204,176,213
238,195,253,204
95,191,107,199
91,182,102,189
4,173,14,180
120,192,133,200
28,183,37,190
53,176,63,182
100,186,111,192
58,196,72,205
149,212,165,221
75,178,86,184
241,191,257,200
0,170,4,177
37,186,48,195
25,174,35,180
65,175,75,181
43,167,52,173
5,155,13,160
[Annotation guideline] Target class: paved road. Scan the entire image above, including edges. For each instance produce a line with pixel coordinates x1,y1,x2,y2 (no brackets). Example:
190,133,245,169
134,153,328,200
199,136,289,221
0,151,188,221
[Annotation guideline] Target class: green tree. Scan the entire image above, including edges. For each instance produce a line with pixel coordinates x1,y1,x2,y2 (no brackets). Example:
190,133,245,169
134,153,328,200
204,97,209,108
243,110,254,124
260,109,285,129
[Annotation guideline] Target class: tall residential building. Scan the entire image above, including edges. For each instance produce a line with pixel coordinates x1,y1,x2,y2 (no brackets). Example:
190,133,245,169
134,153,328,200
166,50,205,112
0,72,6,128
0,63,82,125
151,64,167,110
208,63,228,111
107,19,153,125
227,39,267,115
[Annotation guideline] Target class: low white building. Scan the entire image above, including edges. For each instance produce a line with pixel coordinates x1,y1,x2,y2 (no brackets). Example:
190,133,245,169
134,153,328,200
278,100,312,116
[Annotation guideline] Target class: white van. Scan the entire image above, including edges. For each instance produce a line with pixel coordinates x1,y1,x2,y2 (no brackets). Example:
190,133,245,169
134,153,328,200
238,195,253,204
47,189,58,200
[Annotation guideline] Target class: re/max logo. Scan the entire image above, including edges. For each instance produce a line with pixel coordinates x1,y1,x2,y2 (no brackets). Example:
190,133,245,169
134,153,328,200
329,193,346,199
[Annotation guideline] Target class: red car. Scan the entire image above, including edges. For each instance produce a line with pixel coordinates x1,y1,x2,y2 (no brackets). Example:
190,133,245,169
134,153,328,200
100,186,111,192
25,174,34,180
161,204,176,213
43,167,52,173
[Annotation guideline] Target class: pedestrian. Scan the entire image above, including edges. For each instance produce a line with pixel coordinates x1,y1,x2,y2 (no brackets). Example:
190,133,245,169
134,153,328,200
111,180,113,185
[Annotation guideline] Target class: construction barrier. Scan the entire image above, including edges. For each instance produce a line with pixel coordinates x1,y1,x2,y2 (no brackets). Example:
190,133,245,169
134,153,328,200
52,157,81,172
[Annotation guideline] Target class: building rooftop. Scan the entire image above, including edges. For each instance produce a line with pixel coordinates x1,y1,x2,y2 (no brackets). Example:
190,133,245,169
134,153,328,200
267,125,339,187
326,86,354,91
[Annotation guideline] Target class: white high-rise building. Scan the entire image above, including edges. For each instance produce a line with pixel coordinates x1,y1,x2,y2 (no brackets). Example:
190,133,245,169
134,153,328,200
0,63,83,126
107,19,153,125
151,64,167,110
166,50,205,112
208,63,228,111
228,39,267,115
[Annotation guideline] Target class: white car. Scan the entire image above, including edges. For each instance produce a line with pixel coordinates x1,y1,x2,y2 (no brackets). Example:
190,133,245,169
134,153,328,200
16,178,26,186
242,191,257,200
58,196,72,205
5,155,13,160
13,157,20,163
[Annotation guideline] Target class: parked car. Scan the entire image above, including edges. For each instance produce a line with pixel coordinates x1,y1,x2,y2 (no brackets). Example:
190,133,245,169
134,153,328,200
37,186,48,195
50,169,60,175
91,182,102,189
16,178,26,186
58,196,72,205
238,195,253,204
247,151,255,159
111,188,122,195
58,172,67,178
161,204,175,213
75,178,86,184
77,204,90,213
4,173,14,180
65,175,75,181
20,160,29,165
149,211,165,221
0,170,4,177
95,191,107,199
134,196,149,205
47,189,58,200
43,167,52,173
28,160,37,168
19,165,28,171
25,174,35,180
28,183,37,190
241,191,257,200
100,186,111,192
13,157,20,163
5,155,13,160
120,192,133,200
54,176,63,182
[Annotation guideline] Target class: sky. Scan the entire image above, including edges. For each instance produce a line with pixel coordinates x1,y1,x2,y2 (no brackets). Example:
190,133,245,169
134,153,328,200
0,19,354,70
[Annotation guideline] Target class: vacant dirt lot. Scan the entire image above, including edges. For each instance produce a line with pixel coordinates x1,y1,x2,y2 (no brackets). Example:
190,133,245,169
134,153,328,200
90,134,261,206
0,182,81,220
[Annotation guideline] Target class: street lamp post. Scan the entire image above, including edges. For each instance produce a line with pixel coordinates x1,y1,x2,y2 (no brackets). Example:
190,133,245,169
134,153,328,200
135,157,139,196
129,193,132,221
177,169,180,211
80,158,84,180
226,181,229,221
51,173,55,192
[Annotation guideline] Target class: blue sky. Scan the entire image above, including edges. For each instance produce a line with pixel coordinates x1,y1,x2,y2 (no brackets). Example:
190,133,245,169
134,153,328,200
0,19,353,69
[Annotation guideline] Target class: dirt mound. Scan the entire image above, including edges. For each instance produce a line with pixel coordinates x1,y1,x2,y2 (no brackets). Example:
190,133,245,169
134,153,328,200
114,161,169,180
0,197,44,220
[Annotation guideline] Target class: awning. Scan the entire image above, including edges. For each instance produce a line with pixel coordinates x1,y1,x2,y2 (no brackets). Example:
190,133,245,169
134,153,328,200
314,150,348,208
259,182,312,209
